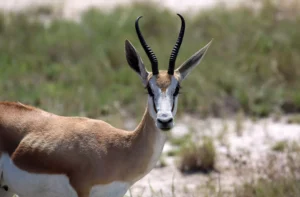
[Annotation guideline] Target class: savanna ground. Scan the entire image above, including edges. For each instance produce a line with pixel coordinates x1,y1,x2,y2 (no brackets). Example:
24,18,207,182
1,0,300,196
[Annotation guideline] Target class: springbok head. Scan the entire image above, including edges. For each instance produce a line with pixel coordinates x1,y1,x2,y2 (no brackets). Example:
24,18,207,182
125,14,212,131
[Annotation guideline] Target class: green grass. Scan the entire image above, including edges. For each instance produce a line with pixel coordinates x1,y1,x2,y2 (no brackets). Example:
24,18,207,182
272,140,288,152
271,140,300,152
1,0,300,119
169,134,191,147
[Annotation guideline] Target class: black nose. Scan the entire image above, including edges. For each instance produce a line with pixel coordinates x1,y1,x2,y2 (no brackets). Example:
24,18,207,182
157,118,173,125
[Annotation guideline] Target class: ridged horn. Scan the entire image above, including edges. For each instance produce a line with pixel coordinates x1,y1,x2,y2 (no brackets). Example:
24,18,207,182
168,14,185,75
135,16,159,75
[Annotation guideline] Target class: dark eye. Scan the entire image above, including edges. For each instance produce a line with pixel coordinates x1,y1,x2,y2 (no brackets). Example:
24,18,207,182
173,84,181,97
146,85,154,97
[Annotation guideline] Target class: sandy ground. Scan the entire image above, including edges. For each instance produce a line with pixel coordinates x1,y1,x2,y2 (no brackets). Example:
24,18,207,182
0,0,246,18
127,115,300,197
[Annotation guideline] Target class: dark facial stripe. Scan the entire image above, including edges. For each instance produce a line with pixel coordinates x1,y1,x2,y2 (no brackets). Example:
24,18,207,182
172,84,180,111
172,97,176,112
152,97,158,113
147,85,154,97
146,84,158,113
173,84,181,97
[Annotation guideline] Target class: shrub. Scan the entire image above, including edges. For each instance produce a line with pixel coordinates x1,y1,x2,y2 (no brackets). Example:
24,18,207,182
177,137,216,173
1,0,300,118
271,140,288,152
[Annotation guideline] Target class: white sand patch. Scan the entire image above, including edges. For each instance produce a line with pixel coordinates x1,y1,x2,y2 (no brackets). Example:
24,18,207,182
0,0,247,18
128,116,300,197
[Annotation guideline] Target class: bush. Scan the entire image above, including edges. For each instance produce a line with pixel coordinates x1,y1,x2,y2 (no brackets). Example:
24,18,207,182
177,137,216,173
1,0,300,118
271,140,288,152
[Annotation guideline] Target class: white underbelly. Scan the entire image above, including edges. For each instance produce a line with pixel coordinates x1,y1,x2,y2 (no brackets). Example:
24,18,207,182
0,153,130,197
90,182,130,197
0,153,77,197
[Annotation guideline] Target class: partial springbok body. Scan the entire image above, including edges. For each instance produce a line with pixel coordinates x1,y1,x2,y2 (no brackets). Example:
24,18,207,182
0,14,211,197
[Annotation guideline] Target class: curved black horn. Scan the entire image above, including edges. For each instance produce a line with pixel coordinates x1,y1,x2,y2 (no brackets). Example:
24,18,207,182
168,14,185,75
135,16,159,75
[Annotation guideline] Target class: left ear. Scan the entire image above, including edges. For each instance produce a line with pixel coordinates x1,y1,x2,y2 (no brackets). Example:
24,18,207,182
175,40,212,81
125,40,149,86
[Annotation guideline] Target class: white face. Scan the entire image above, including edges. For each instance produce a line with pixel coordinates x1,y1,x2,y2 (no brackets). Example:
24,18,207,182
147,76,180,131
125,38,212,131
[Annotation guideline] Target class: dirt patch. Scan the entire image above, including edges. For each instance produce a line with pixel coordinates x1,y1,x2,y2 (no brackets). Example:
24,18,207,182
128,116,300,196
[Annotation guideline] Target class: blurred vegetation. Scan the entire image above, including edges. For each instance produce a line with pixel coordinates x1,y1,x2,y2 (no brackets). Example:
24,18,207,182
235,178,300,197
177,137,216,173
169,133,192,147
272,140,288,152
272,140,300,152
1,0,300,120
287,114,300,124
234,151,300,197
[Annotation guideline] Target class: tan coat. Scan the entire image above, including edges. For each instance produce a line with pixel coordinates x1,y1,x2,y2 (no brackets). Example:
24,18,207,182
0,101,162,196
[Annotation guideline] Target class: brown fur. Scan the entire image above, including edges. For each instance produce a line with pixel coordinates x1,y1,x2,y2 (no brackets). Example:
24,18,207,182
151,70,180,91
0,102,159,196
156,72,172,91
0,72,176,197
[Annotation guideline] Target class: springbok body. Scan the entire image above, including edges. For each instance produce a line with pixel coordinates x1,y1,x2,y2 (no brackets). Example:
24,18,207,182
0,14,211,197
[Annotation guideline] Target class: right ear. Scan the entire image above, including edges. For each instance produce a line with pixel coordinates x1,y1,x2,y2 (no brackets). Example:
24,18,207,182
125,40,149,86
175,40,212,81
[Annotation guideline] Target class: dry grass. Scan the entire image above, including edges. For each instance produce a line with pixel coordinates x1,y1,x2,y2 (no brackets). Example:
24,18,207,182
177,137,216,173
287,114,300,124
271,140,288,152
235,110,245,136
234,150,300,197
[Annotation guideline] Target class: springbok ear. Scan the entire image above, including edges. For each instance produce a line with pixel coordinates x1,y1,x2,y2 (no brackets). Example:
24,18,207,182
125,40,149,86
175,40,213,81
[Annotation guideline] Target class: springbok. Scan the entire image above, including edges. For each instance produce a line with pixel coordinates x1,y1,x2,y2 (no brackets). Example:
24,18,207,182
0,14,211,197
